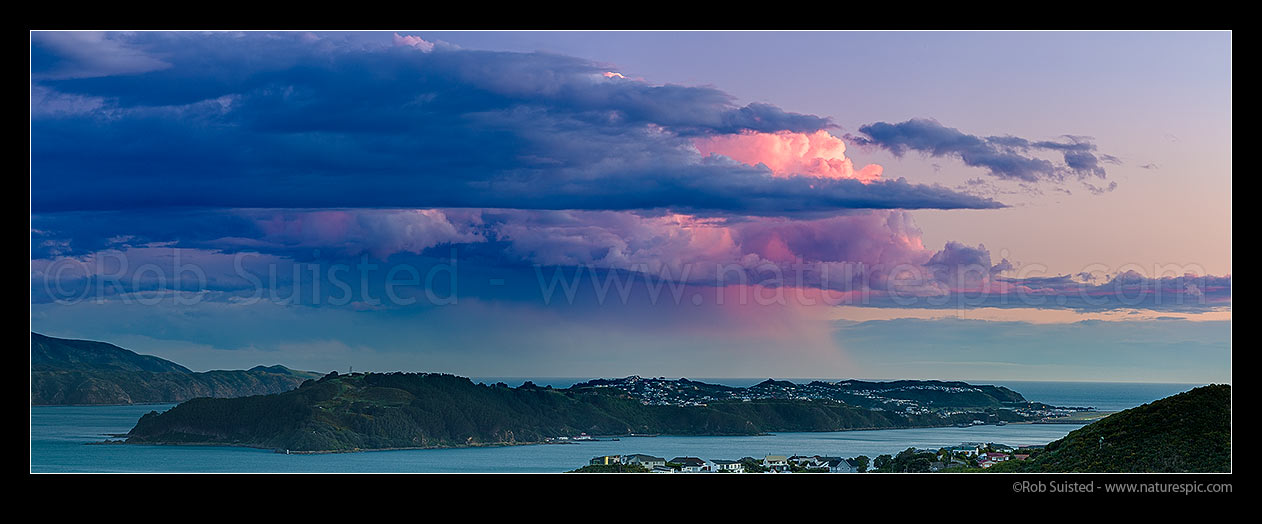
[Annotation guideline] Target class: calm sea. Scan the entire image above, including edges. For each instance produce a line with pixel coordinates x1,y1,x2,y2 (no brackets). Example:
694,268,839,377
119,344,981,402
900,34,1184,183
29,381,1207,473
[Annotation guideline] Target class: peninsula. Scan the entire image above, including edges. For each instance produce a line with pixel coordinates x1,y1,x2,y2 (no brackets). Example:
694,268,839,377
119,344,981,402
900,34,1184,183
123,370,1090,453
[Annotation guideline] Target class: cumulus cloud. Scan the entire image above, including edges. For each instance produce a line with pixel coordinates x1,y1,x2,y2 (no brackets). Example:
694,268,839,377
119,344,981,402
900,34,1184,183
694,130,883,182
391,32,435,52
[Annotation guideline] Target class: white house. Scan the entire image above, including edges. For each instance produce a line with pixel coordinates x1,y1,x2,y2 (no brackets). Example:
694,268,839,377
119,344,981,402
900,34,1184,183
622,454,666,469
763,455,790,472
948,443,982,456
671,456,709,472
710,459,744,473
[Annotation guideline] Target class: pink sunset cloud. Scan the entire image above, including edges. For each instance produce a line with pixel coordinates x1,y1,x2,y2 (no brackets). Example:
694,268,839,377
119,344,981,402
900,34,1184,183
392,33,435,53
693,130,883,183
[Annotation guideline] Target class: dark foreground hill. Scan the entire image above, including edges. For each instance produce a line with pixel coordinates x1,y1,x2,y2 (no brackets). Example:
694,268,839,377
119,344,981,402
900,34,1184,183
31,333,321,405
990,384,1231,473
125,371,1021,452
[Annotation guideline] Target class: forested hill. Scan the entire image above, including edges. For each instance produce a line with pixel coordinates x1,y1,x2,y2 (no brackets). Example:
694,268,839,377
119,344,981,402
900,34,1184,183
990,384,1231,473
31,333,321,405
125,371,1045,453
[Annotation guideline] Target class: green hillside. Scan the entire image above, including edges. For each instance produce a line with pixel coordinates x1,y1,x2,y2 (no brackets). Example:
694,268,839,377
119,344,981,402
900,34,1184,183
32,332,192,373
990,384,1231,473
31,333,321,405
124,371,1009,452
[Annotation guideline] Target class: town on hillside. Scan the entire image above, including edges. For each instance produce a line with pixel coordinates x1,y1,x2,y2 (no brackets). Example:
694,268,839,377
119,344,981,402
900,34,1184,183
569,376,1090,422
573,442,1043,473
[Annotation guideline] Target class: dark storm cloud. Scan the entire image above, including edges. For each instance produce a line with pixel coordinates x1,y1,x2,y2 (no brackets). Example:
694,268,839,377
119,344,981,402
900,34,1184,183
31,32,998,216
850,118,1117,185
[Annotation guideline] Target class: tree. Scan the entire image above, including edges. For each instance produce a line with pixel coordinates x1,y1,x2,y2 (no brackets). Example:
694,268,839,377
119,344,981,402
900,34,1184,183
907,457,932,473
854,455,870,473
568,464,649,473
738,457,768,473
873,454,892,471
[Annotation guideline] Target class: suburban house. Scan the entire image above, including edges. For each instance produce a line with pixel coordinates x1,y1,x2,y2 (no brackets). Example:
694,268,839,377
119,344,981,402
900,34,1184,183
785,455,860,473
977,452,1011,468
578,440,1034,472
622,454,667,469
788,455,824,468
671,457,709,473
823,457,861,473
763,455,790,472
947,443,983,456
979,452,1010,463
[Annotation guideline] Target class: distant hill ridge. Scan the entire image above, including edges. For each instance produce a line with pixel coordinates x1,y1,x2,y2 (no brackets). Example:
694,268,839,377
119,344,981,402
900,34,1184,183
30,332,320,405
32,332,192,374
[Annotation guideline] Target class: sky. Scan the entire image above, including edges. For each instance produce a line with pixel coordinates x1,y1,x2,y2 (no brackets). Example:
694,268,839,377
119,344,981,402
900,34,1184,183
29,31,1231,383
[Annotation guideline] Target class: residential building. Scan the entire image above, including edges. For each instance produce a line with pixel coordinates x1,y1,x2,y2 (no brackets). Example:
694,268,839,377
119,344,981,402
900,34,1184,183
671,456,709,472
763,455,790,472
977,452,1010,469
789,455,826,468
821,457,860,473
979,452,1010,463
622,454,666,469
589,455,622,466
947,443,983,456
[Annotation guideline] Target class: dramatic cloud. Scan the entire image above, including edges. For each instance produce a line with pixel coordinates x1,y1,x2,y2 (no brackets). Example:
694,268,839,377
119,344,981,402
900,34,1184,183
31,207,1230,313
31,32,997,216
29,32,1225,317
850,118,1118,190
694,130,883,182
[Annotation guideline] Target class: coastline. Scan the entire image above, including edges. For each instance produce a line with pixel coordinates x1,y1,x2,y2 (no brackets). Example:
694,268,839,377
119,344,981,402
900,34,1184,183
33,401,180,408
105,439,567,454
110,417,1101,455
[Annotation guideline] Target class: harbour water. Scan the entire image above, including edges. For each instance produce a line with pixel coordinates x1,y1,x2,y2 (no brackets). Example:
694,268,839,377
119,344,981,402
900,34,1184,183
30,381,1206,473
